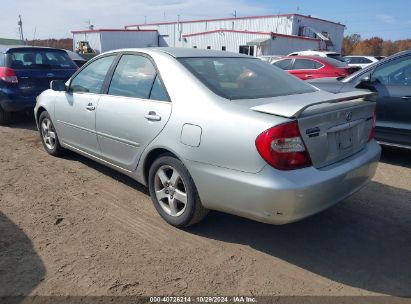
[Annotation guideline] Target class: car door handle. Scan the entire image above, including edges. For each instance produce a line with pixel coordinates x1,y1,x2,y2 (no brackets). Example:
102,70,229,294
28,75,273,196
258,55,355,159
401,96,411,100
144,111,161,121
86,103,96,111
305,75,313,78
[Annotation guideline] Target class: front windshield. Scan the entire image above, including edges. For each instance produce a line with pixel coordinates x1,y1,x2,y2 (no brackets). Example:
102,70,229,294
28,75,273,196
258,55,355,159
179,57,316,100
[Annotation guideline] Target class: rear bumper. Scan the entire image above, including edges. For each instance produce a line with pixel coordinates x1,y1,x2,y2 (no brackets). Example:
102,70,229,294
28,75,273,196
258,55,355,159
0,90,37,112
187,140,381,225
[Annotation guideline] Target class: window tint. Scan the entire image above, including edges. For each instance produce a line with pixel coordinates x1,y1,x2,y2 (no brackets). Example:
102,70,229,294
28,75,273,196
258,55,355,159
149,75,169,101
70,55,115,93
292,59,322,70
7,49,77,69
273,59,293,70
371,55,411,86
109,55,157,99
179,57,315,100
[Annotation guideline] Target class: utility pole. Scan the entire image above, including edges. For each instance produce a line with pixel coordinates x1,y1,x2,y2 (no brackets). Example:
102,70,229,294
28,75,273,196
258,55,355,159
18,15,24,42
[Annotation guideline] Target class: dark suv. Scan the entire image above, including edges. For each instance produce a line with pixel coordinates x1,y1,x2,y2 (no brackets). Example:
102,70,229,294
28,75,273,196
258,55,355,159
309,50,411,149
0,46,77,125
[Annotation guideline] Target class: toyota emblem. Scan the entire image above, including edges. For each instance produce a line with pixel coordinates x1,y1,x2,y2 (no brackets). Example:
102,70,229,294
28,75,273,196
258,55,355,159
346,112,353,122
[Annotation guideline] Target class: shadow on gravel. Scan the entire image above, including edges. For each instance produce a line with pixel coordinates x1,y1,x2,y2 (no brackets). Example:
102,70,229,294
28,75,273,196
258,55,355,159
0,212,46,296
187,181,411,297
3,112,37,131
380,146,411,169
61,152,149,195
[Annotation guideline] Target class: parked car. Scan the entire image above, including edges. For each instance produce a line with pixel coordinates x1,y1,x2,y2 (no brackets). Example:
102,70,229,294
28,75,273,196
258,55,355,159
309,50,411,149
258,55,284,64
0,45,77,125
66,50,87,67
272,56,360,80
288,50,346,62
34,48,380,227
343,56,380,69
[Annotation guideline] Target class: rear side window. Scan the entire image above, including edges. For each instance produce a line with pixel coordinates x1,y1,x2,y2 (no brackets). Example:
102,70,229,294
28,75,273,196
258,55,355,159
0,54,4,66
292,59,323,70
70,55,116,93
7,49,77,69
273,59,293,70
179,57,316,100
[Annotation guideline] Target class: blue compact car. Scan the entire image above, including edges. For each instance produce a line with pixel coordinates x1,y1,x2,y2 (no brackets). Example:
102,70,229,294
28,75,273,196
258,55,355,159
0,46,77,125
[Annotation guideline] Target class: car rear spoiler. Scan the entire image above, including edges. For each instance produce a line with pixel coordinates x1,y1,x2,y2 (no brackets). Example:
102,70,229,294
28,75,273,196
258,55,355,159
250,91,376,118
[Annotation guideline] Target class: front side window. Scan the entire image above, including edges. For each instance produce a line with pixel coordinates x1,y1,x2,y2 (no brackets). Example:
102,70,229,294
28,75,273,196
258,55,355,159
108,54,158,99
179,57,316,100
371,55,411,86
70,55,116,93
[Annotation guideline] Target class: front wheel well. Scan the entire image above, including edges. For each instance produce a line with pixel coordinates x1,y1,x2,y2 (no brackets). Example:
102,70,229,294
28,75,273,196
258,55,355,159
143,148,179,185
36,106,47,125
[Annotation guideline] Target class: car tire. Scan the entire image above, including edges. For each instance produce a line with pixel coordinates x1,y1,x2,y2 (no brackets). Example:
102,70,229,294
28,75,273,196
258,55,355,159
148,155,209,227
0,105,11,126
38,111,65,156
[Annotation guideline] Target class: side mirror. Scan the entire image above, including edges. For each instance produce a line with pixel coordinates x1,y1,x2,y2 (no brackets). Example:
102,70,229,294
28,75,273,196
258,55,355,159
356,74,372,89
50,80,67,92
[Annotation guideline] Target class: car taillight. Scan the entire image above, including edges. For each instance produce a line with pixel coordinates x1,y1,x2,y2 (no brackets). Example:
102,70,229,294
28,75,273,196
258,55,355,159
0,67,18,83
255,121,312,170
368,106,377,142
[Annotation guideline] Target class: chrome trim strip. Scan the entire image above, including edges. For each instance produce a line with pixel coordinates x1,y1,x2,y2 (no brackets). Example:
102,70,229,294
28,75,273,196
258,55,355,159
57,120,141,148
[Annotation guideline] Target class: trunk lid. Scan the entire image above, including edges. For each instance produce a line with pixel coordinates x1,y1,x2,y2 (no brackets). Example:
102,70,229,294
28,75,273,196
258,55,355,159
14,69,75,98
250,91,376,168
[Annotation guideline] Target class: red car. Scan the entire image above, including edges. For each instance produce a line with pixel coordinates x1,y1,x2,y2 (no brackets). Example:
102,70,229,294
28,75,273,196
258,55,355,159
272,56,360,80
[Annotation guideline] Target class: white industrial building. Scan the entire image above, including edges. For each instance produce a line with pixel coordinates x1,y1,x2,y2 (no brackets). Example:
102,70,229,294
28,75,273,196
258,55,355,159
125,13,345,55
72,14,345,56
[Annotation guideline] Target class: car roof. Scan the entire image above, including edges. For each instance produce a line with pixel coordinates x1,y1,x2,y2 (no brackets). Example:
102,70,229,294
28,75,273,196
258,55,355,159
106,47,251,59
277,55,331,63
0,44,67,53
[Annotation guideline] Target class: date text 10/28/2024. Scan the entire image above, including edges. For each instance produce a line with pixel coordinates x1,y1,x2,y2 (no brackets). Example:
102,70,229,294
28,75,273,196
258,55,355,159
149,296,257,303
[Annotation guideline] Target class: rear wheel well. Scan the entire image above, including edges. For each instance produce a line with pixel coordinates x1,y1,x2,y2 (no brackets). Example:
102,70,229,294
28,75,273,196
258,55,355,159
143,148,179,185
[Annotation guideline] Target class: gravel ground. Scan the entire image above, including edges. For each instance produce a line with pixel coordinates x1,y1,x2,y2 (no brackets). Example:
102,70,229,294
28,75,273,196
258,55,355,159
0,117,410,297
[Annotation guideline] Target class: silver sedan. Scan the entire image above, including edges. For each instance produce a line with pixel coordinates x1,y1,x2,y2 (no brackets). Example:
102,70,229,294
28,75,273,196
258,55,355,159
34,48,381,227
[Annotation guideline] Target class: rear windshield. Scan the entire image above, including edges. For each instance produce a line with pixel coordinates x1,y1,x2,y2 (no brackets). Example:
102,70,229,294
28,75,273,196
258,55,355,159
321,57,348,67
7,49,77,70
326,54,346,62
178,57,316,100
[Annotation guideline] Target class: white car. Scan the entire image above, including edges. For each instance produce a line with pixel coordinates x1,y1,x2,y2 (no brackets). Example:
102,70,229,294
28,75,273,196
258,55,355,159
343,56,381,69
288,51,345,62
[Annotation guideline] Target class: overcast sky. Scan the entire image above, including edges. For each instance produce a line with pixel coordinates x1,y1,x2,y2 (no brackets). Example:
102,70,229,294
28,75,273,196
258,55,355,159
1,0,410,40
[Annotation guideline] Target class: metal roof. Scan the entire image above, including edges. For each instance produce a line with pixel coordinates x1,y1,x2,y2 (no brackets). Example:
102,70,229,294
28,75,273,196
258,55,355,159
125,13,345,28
71,29,157,34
